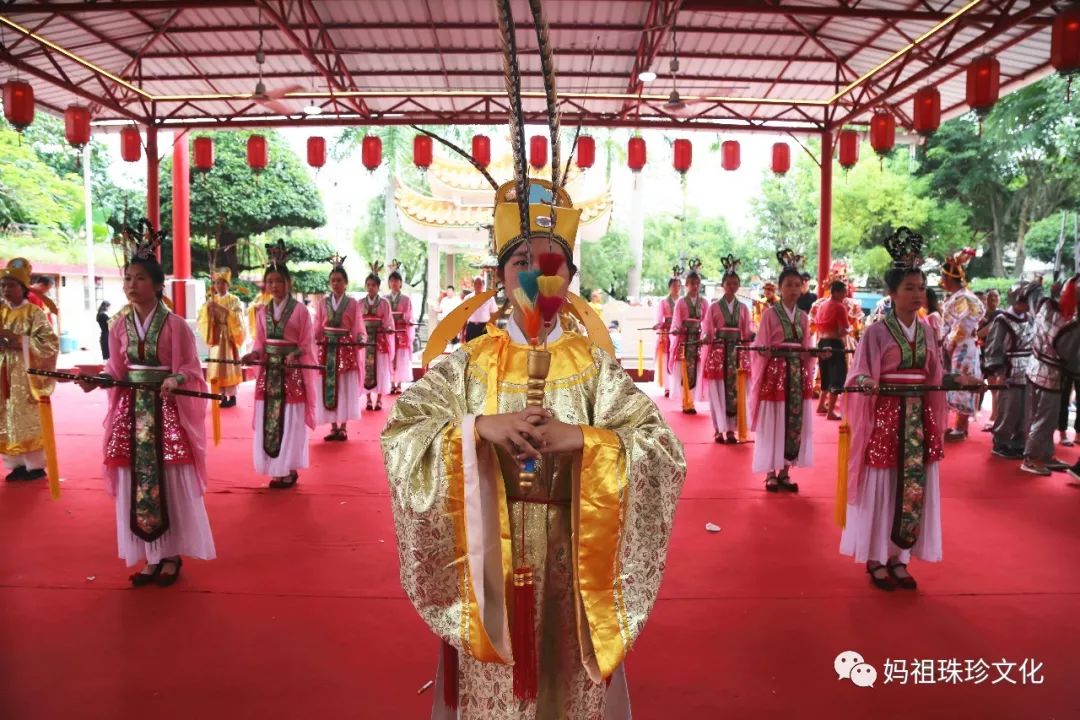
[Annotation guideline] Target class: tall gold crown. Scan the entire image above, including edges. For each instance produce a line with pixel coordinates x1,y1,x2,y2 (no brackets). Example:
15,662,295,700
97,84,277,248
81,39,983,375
493,178,581,259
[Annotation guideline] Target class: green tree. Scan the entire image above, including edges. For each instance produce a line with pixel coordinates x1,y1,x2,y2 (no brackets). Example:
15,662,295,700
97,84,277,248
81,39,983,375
159,130,326,276
581,227,632,299
0,125,83,236
919,74,1080,276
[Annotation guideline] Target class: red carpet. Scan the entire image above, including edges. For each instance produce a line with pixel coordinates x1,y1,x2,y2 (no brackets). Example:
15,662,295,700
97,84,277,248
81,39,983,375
1,383,1078,719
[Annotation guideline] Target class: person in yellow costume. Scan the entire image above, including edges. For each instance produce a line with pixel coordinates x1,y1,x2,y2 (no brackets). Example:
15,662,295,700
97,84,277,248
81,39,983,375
197,268,246,408
247,287,273,345
381,3,686,716
0,258,58,482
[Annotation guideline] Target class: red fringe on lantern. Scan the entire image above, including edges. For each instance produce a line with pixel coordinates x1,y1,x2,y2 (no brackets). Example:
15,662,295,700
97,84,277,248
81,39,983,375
441,641,459,710
512,567,538,701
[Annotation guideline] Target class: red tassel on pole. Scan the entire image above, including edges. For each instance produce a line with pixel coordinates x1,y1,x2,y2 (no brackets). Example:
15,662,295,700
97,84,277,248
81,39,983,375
441,640,459,710
512,567,538,700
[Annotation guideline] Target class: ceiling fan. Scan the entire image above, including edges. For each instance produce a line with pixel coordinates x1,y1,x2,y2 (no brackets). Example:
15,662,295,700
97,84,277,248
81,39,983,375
250,8,303,116
659,26,747,117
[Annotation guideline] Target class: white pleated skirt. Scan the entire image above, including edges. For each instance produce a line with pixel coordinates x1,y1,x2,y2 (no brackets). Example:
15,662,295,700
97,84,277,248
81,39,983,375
364,353,394,395
751,399,814,473
253,400,309,476
706,378,737,434
315,370,362,425
392,348,412,383
839,463,942,565
114,465,216,567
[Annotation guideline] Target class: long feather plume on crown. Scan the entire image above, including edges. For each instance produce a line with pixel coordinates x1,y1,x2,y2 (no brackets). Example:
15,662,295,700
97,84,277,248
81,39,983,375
776,249,805,271
885,227,925,270
942,246,977,281
495,0,531,248
671,264,684,280
687,258,703,277
527,0,561,194
110,217,165,265
410,125,498,191
327,252,347,273
368,260,384,278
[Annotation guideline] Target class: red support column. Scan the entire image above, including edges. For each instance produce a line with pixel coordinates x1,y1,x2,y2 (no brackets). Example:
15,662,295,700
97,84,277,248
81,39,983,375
146,125,160,260
171,130,191,318
818,129,833,291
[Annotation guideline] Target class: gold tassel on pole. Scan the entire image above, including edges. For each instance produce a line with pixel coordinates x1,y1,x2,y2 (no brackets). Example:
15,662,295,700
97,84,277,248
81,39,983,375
210,377,222,446
736,367,749,443
637,338,643,378
680,354,693,411
835,397,851,528
35,397,60,500
657,347,666,387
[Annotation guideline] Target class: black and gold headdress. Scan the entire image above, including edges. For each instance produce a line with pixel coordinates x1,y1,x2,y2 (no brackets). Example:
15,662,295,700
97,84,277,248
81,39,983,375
265,239,290,272
720,254,741,280
776,249,805,272
111,217,165,265
885,227,925,271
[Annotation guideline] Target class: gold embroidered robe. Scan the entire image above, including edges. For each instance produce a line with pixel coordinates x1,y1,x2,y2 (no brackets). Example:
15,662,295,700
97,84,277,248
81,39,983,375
0,302,58,457
197,291,245,387
382,324,686,719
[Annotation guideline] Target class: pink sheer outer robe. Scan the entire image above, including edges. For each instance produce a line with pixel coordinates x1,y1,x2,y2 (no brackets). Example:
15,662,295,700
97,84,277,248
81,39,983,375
667,296,709,401
843,317,947,504
102,311,208,493
749,304,815,429
253,302,318,430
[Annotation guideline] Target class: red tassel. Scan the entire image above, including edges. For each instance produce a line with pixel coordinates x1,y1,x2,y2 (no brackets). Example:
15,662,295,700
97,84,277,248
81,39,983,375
441,641,459,710
537,252,564,276
537,295,563,323
512,567,538,700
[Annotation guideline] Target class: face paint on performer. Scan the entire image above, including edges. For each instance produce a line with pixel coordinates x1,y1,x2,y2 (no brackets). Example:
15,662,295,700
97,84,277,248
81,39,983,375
264,270,289,302
779,274,803,308
214,279,229,296
329,271,347,298
1,277,27,306
124,265,161,308
722,275,740,301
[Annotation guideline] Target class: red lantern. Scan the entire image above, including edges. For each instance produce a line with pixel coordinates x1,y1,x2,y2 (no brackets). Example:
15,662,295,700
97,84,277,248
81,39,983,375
1051,6,1080,83
529,135,547,169
193,136,214,172
628,136,646,172
838,129,859,169
247,134,268,173
576,135,595,170
912,86,941,136
672,138,692,174
2,80,34,132
64,105,91,148
721,140,740,171
306,136,326,169
771,143,790,175
869,112,896,156
413,134,433,170
472,134,491,168
966,54,1000,114
120,126,141,163
361,135,382,171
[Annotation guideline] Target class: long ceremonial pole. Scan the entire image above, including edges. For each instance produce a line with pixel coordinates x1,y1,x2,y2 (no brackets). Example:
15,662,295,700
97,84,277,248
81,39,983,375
818,128,834,291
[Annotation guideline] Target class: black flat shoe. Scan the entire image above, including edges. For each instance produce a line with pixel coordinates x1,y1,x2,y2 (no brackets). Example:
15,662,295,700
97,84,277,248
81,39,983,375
765,475,779,493
324,430,339,442
867,562,897,591
777,472,799,493
375,400,383,411
155,557,183,587
130,563,161,587
726,432,738,444
366,400,374,411
5,466,27,482
886,561,917,590
22,468,46,481
714,433,725,444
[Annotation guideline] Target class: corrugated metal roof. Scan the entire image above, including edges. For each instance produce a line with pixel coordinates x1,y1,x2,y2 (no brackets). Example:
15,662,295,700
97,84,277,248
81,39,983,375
0,0,1062,132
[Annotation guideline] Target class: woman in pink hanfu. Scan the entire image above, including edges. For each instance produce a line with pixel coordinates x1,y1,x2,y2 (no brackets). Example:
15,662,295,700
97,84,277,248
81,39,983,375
314,257,364,442
667,267,709,414
244,244,317,489
749,252,817,493
839,228,984,592
386,264,414,395
360,265,396,411
79,248,214,588
702,258,754,444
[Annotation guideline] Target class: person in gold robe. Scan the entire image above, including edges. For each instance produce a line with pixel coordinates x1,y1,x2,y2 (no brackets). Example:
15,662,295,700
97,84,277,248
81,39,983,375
197,268,246,407
0,258,58,481
382,11,686,711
